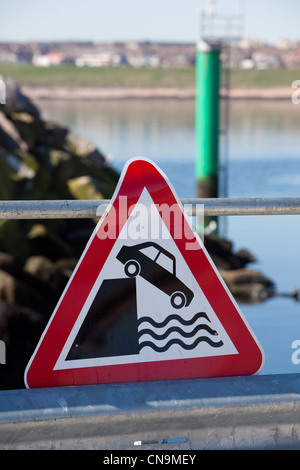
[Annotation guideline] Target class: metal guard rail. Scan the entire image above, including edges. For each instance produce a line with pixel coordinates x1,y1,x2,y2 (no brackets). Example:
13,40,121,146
1,374,300,450
1,197,300,450
0,197,299,218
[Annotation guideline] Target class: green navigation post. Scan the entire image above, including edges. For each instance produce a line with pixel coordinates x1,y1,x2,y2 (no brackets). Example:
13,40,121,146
195,41,221,200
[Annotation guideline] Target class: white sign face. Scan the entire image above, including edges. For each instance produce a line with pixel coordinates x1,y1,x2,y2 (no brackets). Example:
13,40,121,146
55,188,237,371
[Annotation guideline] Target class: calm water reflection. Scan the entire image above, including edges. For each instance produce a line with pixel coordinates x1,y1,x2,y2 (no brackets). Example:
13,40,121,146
38,99,300,164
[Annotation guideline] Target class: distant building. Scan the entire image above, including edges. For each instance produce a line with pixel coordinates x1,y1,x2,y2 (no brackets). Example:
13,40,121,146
239,58,255,69
32,52,65,66
252,51,281,69
0,52,18,63
1,39,299,69
276,39,299,50
127,53,161,67
75,52,127,67
75,53,110,67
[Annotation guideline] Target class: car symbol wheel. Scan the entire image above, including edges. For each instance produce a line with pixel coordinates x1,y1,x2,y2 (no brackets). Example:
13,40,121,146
170,292,186,309
124,260,141,278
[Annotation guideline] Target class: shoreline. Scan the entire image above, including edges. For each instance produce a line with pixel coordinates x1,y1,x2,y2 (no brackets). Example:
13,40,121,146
21,85,292,101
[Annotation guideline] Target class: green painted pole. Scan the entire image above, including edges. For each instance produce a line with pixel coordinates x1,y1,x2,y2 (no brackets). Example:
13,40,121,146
195,41,221,200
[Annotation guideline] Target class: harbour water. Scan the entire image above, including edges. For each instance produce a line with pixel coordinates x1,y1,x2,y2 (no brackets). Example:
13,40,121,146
38,98,300,375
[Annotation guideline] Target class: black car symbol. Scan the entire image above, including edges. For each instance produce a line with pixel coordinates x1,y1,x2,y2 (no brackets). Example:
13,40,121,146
116,242,194,309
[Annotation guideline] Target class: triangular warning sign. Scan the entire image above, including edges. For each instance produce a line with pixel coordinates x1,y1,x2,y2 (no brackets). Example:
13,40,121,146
24,158,264,388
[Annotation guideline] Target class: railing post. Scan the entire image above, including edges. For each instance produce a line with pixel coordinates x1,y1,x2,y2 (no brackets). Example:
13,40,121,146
195,40,221,199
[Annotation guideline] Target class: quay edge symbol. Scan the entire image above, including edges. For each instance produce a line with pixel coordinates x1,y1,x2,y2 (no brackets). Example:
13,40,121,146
24,157,264,388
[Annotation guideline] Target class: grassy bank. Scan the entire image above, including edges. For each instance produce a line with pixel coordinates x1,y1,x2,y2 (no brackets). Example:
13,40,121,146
0,64,193,88
1,63,299,89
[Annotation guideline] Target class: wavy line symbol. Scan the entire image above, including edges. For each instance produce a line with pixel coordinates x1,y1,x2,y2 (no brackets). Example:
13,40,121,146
137,312,210,328
138,311,224,353
139,336,224,352
138,324,218,341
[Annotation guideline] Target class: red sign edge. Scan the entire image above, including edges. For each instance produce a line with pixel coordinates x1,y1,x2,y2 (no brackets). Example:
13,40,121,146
24,157,265,388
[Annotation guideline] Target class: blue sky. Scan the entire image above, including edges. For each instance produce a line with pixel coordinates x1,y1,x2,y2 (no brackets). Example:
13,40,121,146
1,0,299,44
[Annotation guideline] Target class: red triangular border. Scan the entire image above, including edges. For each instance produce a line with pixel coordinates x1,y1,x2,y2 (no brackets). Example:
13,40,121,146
25,158,264,388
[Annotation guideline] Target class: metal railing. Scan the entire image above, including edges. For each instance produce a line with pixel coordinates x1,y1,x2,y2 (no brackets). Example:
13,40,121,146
1,374,300,450
0,197,300,219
